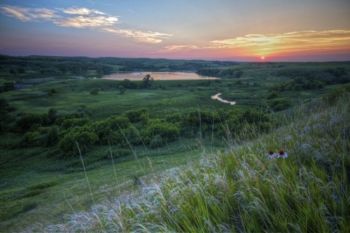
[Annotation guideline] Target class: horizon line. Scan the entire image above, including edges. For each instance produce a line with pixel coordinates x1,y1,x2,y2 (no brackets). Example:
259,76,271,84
1,53,349,63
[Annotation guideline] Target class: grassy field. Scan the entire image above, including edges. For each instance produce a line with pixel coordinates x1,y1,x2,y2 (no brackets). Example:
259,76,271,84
0,58,349,232
0,139,218,231
34,89,350,232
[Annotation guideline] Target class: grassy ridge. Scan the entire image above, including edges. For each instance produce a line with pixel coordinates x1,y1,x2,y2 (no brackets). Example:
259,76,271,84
1,61,349,232
33,93,350,232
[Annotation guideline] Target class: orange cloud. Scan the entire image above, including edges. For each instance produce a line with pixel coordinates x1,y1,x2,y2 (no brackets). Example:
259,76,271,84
211,30,350,57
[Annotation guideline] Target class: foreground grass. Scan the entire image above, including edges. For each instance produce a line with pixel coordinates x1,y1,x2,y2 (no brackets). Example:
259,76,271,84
30,94,350,232
0,138,216,232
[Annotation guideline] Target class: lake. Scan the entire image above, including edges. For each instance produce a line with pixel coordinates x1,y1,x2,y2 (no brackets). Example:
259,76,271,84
102,72,219,81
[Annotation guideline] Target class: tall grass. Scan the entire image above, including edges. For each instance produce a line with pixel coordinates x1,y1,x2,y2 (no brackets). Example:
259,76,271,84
29,94,350,232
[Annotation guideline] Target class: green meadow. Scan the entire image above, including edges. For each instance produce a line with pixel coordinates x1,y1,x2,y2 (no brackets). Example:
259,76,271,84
0,56,349,232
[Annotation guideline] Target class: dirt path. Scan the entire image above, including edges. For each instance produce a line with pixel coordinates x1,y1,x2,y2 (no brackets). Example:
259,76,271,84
211,93,236,105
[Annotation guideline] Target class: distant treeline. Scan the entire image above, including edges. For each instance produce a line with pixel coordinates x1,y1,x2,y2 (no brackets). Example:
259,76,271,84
197,68,243,78
0,55,237,80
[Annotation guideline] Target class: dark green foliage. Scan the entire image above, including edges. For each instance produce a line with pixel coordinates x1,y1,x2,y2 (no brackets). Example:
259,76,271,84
47,88,57,96
21,131,44,147
143,120,180,145
182,110,221,135
0,81,15,93
197,68,243,78
326,67,347,78
119,79,138,89
118,85,126,94
323,84,350,105
149,134,165,148
60,118,90,129
224,109,272,137
21,126,59,147
121,125,142,145
46,126,59,146
47,108,57,125
90,88,99,95
267,91,279,99
268,98,291,111
93,116,130,144
16,113,46,132
272,66,350,92
126,109,149,123
0,98,11,112
141,74,154,88
0,98,14,132
272,77,325,91
59,126,98,155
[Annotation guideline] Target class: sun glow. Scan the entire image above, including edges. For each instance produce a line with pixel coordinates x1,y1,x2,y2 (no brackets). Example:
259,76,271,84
211,30,350,60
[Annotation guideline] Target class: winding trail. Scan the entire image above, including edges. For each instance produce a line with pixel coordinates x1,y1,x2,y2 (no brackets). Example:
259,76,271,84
211,93,236,105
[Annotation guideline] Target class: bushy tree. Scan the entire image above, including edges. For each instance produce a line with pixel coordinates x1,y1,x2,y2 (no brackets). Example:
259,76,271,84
60,118,90,129
21,131,43,147
16,113,46,132
142,74,154,88
93,116,130,144
125,109,149,123
143,120,180,146
120,79,138,89
59,126,98,155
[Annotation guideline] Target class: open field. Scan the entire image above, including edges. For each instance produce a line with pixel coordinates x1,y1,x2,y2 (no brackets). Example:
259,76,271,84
1,57,350,232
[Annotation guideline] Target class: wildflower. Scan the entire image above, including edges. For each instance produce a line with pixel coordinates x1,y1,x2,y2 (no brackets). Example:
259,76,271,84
278,150,288,158
267,151,277,159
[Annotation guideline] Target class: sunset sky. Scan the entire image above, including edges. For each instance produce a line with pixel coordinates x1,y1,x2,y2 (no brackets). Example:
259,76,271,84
0,0,350,61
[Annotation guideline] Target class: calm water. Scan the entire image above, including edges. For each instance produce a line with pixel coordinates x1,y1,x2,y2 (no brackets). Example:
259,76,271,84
102,72,219,81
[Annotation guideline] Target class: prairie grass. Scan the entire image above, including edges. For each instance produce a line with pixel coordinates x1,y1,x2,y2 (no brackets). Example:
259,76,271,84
28,94,350,232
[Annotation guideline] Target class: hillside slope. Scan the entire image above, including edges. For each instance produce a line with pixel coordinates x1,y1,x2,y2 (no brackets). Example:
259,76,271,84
29,92,350,232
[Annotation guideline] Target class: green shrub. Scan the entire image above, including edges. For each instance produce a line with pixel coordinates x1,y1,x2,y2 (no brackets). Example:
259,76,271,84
21,131,43,147
47,108,57,125
149,134,165,148
272,78,325,92
267,91,279,99
123,125,142,145
16,113,46,132
46,126,59,146
125,109,149,123
61,118,90,129
222,109,272,139
118,85,126,94
93,116,130,144
182,110,221,135
143,120,180,145
323,84,350,105
59,126,98,155
120,79,138,89
268,98,291,111
90,88,99,95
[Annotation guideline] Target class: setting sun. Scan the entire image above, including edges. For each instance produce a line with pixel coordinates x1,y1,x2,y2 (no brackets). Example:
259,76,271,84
260,56,266,61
